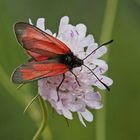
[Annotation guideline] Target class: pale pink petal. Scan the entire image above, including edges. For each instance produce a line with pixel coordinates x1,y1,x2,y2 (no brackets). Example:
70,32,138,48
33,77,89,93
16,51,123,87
58,16,69,34
94,75,113,89
76,24,87,40
93,46,107,58
77,112,86,127
45,29,53,35
93,65,108,75
62,108,73,119
80,34,94,48
36,18,45,31
55,101,73,119
101,76,113,86
93,59,107,67
29,18,33,25
80,109,93,122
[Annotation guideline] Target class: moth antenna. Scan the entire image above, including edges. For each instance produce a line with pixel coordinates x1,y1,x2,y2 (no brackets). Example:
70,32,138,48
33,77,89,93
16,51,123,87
83,64,110,91
83,40,113,61
24,94,39,114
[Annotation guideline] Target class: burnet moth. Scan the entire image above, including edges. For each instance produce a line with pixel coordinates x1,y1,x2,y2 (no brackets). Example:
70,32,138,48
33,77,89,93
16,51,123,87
12,22,113,99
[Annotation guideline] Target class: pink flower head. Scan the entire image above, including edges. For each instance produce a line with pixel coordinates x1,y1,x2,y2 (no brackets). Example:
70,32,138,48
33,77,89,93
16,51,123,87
29,16,113,127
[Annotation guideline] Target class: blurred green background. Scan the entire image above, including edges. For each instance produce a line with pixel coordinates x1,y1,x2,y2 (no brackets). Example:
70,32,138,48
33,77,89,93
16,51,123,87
0,0,140,140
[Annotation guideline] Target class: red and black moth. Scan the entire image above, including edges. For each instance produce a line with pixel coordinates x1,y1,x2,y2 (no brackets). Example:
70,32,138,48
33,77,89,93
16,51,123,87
12,22,113,99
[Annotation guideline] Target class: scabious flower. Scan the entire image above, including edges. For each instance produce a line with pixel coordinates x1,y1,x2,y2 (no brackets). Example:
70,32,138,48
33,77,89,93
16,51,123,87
29,16,113,127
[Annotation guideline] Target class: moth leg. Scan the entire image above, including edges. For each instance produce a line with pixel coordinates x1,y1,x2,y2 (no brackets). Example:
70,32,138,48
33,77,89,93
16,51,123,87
70,71,80,86
56,74,65,101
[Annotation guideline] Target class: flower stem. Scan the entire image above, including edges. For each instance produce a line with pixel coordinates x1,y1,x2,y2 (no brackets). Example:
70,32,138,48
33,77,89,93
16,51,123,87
33,96,47,140
96,0,118,140
0,65,52,140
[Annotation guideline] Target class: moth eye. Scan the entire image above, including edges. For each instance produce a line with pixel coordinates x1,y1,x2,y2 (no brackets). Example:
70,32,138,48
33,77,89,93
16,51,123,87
65,57,68,61
65,56,72,62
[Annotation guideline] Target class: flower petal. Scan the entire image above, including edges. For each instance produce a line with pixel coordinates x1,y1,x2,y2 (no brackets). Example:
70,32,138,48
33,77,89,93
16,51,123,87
80,109,94,122
36,18,45,31
58,16,69,34
94,75,113,89
93,65,108,75
76,24,87,40
29,18,33,25
62,107,73,120
77,112,86,127
56,101,73,120
45,29,53,35
93,46,107,58
93,59,107,67
80,34,94,48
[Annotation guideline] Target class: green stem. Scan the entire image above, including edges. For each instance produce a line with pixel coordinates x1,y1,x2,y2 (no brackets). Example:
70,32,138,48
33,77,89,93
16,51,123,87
24,94,39,113
96,0,118,140
0,65,51,140
33,96,48,140
100,0,118,43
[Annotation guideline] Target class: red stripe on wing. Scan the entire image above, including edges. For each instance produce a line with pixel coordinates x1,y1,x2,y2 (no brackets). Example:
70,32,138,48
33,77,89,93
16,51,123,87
14,22,71,59
27,50,49,61
12,62,68,83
